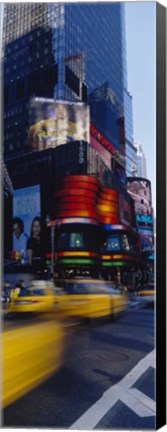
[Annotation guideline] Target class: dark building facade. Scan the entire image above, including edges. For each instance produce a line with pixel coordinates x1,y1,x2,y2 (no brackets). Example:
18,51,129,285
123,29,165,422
5,143,140,281
3,3,128,158
3,4,140,284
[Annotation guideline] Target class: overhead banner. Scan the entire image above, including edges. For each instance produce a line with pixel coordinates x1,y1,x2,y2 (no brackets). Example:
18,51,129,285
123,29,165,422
28,98,90,150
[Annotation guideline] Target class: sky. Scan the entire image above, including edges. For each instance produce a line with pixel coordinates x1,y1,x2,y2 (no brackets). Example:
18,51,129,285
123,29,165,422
1,0,165,213
125,1,156,213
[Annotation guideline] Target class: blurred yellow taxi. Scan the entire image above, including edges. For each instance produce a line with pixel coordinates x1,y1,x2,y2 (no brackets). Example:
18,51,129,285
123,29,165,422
2,318,65,407
104,281,128,317
55,278,127,321
6,280,57,315
6,278,127,321
136,284,156,306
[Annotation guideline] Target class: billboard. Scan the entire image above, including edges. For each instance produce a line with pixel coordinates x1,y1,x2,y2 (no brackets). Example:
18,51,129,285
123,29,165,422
12,185,41,261
90,134,112,170
90,123,126,181
127,178,154,254
127,178,152,217
28,98,90,150
138,229,154,253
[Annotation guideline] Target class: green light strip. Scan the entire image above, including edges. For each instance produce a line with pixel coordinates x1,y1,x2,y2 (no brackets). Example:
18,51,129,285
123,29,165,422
102,261,124,267
58,258,94,265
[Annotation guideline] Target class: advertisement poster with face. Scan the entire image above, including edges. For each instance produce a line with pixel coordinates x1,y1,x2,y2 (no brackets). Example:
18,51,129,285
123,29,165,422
28,98,90,150
12,185,41,261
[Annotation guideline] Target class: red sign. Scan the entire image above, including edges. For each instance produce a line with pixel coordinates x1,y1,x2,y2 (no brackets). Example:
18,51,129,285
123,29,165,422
90,136,111,169
90,123,116,155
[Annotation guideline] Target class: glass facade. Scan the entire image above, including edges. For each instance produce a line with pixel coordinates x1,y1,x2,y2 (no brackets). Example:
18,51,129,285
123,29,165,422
89,83,123,152
3,3,128,158
124,89,137,176
62,3,126,104
126,142,137,176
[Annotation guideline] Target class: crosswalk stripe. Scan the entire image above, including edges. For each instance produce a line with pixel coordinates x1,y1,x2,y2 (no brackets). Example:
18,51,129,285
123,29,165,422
122,388,156,416
69,349,156,430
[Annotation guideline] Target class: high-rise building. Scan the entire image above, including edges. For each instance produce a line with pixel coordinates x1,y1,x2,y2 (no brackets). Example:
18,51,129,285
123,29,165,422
134,142,147,178
3,3,141,280
124,89,137,176
2,3,128,158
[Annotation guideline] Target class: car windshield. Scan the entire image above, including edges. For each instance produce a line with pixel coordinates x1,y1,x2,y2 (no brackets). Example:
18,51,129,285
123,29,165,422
104,284,121,294
64,282,116,295
18,288,30,297
30,289,45,296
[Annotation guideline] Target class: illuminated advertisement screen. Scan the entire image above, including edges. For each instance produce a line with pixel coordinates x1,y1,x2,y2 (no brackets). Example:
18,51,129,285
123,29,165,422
127,178,152,216
28,98,90,150
12,185,41,261
90,135,112,170
138,229,154,253
136,213,153,228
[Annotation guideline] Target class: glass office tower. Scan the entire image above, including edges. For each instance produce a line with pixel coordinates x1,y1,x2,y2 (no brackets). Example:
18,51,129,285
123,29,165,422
124,89,137,176
2,3,128,157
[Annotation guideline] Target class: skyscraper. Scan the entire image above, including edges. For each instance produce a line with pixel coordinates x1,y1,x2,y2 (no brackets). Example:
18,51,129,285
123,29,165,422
124,89,137,176
2,3,141,282
134,142,147,178
3,3,128,158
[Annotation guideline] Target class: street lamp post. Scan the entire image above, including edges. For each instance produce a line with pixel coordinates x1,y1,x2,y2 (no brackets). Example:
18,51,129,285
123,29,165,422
50,225,55,280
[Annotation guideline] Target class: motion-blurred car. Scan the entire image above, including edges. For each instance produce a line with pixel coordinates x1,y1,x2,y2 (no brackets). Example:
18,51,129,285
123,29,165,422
6,280,57,315
2,318,65,407
136,284,156,306
55,278,127,321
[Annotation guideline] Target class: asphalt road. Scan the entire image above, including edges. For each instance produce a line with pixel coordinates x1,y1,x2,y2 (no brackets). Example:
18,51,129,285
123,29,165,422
2,305,155,430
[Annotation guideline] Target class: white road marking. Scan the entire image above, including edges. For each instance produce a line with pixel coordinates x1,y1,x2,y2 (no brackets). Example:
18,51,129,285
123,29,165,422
69,349,156,430
121,388,156,417
152,360,156,369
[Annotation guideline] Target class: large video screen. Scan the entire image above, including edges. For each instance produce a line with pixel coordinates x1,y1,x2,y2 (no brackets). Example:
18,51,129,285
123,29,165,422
28,98,90,150
12,185,41,261
138,229,154,253
127,178,152,216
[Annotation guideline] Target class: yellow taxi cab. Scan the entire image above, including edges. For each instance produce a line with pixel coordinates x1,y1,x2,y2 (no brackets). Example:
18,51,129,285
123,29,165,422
136,284,155,306
2,318,65,407
6,280,57,315
103,281,128,317
55,278,127,321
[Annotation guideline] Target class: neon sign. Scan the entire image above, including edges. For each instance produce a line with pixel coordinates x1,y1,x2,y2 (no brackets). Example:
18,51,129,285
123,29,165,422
90,123,116,155
136,215,153,225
